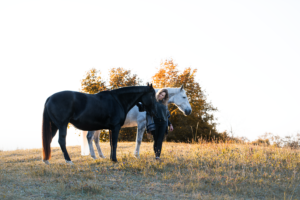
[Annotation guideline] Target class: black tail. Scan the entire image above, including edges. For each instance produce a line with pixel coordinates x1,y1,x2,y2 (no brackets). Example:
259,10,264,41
42,106,52,161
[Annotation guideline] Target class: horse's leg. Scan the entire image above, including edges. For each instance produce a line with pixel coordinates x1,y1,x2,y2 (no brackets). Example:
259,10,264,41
51,123,58,138
87,131,96,159
110,125,121,162
134,121,146,158
58,124,73,164
81,131,90,156
94,130,105,158
109,130,112,160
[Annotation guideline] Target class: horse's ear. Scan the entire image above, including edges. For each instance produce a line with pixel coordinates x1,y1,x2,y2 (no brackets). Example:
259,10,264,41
147,82,149,86
150,83,153,88
180,84,184,91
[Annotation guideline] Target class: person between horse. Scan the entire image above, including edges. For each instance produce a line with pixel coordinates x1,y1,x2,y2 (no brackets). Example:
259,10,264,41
137,88,174,160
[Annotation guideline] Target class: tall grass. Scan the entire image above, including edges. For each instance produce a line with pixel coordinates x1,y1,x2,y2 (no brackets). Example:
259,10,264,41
0,141,300,199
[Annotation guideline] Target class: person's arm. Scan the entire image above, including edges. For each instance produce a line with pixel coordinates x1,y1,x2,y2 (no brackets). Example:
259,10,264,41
168,120,173,131
167,110,173,131
167,118,172,126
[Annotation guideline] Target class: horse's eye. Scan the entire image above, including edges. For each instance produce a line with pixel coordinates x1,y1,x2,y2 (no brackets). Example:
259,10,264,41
183,97,186,99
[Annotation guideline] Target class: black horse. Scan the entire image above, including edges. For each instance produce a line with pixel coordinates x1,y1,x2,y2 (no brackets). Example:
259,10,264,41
42,84,156,164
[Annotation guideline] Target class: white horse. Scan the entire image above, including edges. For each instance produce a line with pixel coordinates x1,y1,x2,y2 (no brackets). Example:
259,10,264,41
81,86,192,159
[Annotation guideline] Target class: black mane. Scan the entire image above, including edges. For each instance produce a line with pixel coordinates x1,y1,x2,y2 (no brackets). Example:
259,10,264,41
110,86,150,94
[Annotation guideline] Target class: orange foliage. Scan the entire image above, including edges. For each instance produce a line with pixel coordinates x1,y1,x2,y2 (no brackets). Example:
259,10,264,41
152,59,220,142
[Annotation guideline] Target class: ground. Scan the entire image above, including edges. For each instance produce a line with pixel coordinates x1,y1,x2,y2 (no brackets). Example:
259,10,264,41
1,142,300,199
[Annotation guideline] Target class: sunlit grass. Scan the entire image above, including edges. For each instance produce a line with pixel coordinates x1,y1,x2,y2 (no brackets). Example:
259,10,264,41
1,142,300,199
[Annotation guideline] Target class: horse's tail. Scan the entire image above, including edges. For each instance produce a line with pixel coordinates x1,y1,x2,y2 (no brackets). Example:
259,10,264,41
42,104,52,161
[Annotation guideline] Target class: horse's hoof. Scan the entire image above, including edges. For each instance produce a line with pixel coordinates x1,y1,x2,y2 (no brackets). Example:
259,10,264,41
65,160,74,165
91,155,96,160
42,160,50,165
134,154,140,159
99,155,106,159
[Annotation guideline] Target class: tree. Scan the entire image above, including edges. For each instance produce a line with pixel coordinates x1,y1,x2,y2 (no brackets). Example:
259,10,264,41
108,67,141,90
152,59,221,142
152,60,179,88
81,68,107,94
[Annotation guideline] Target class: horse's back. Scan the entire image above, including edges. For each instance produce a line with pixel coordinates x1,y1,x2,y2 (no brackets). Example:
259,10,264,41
71,91,125,130
45,91,87,126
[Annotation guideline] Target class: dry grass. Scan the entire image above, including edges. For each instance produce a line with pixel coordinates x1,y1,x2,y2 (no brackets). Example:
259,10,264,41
1,142,300,199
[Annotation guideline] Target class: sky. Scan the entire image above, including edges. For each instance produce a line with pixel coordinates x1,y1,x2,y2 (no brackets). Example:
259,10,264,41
0,0,299,151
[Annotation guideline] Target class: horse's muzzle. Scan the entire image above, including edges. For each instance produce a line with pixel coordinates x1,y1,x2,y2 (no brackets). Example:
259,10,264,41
185,108,192,115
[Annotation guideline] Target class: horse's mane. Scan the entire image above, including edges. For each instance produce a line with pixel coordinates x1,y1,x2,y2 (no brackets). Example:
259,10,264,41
98,86,180,96
110,86,151,95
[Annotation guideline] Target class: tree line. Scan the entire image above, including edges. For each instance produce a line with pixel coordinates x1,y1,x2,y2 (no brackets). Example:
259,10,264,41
80,59,229,142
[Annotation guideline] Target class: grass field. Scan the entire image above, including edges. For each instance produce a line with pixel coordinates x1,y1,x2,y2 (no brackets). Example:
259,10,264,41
1,141,300,199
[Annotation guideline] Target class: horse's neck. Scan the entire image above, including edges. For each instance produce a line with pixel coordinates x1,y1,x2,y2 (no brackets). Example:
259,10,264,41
155,88,180,99
113,88,147,113
168,88,180,98
117,93,144,113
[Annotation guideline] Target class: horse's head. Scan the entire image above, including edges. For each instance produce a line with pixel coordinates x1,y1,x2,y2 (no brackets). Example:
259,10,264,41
141,83,157,116
169,85,192,116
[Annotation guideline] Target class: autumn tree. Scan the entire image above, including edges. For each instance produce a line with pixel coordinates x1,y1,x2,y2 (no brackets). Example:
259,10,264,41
108,67,141,90
152,59,222,142
152,60,179,88
80,68,107,94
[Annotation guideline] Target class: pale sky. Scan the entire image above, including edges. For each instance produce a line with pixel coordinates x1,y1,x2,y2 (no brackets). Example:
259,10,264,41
0,1,299,150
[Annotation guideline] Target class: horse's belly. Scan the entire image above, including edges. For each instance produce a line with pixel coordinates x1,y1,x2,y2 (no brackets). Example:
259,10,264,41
72,123,107,131
122,107,139,128
122,119,138,128
70,119,108,131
